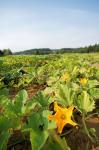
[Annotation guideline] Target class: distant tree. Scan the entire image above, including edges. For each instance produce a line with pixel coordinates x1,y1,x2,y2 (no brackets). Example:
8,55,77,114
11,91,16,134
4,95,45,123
3,49,12,55
94,44,99,52
36,50,40,55
0,50,3,56
87,45,91,53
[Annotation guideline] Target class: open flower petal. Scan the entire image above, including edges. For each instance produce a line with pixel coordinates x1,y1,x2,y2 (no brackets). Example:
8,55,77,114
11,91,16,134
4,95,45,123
67,106,74,117
48,102,77,133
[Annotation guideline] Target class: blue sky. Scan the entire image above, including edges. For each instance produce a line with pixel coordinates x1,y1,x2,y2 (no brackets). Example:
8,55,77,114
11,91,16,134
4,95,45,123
0,0,99,51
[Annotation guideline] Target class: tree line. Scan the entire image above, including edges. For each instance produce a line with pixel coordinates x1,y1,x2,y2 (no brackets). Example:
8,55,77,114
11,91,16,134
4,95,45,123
0,44,99,56
15,44,99,55
0,49,12,56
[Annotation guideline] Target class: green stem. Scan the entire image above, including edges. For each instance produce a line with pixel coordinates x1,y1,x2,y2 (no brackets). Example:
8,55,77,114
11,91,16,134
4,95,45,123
82,114,95,143
50,131,70,150
60,129,73,137
85,112,98,120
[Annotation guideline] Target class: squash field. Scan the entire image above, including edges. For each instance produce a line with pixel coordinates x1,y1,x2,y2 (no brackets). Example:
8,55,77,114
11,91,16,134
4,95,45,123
0,53,99,150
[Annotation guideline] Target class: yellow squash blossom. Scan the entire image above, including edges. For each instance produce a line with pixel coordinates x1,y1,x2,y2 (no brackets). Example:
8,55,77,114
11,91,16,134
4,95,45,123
60,73,70,81
48,102,77,134
80,78,88,85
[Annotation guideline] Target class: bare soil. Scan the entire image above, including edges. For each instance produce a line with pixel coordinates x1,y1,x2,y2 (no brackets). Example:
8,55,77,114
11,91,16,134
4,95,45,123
9,83,46,99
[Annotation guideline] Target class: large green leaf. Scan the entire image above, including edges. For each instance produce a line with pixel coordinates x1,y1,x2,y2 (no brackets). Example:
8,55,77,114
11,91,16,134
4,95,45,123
26,111,48,131
89,88,99,99
0,131,10,150
13,89,28,115
26,112,49,150
30,129,48,150
4,101,18,118
56,84,74,106
0,117,11,132
75,91,95,113
32,92,49,107
42,110,56,130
